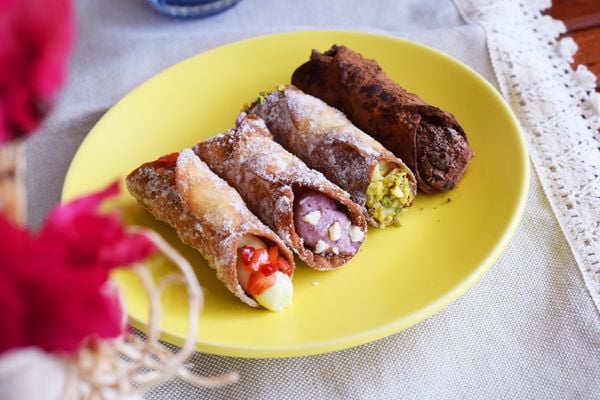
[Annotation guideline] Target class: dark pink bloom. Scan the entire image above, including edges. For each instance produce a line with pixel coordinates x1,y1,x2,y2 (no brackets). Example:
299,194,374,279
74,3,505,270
0,275,26,352
39,183,157,275
0,0,75,142
0,183,156,354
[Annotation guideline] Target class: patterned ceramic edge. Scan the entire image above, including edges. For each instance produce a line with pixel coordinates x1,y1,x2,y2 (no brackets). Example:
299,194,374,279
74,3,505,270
147,0,242,19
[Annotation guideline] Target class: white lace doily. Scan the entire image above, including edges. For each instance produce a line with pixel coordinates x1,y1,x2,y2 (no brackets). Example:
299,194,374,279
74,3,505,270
454,0,600,314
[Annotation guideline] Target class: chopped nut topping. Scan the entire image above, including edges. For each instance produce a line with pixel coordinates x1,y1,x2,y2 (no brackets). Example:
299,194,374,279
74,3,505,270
328,221,341,241
315,240,330,254
302,210,321,225
349,226,364,243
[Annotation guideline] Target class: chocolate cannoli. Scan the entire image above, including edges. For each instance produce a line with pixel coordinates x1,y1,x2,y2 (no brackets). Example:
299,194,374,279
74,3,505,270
126,149,295,312
249,85,417,228
292,44,474,193
194,114,367,271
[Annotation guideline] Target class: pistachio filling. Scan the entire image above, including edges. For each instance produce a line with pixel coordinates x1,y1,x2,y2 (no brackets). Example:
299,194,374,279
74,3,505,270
366,161,413,227
247,84,288,110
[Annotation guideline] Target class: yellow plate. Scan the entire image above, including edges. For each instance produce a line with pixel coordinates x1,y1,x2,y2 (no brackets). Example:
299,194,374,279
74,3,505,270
62,31,529,358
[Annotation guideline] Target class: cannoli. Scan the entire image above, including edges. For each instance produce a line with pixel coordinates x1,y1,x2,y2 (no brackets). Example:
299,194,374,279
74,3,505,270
249,85,417,227
126,149,294,311
292,44,474,193
194,114,367,271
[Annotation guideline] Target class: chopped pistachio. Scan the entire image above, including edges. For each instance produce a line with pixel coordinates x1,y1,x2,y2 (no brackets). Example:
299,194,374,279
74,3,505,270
365,161,414,227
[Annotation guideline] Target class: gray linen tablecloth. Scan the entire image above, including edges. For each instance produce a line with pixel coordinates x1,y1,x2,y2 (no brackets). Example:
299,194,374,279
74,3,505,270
25,0,600,398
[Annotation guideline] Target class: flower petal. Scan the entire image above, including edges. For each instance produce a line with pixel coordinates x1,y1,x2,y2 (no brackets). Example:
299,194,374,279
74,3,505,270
39,182,156,272
0,272,26,353
0,215,34,279
0,182,156,354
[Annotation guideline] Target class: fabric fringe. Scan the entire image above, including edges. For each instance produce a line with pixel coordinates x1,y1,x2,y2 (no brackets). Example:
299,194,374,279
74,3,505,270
453,0,600,315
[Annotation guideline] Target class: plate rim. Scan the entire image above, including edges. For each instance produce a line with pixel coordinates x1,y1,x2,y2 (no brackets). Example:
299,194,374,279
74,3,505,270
62,29,531,358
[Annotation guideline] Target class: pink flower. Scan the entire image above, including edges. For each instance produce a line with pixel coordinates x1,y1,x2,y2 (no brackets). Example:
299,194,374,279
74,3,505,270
0,183,156,354
0,0,75,142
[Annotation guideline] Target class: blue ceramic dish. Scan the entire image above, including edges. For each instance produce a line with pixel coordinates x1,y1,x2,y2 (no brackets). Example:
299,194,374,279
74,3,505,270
148,0,242,19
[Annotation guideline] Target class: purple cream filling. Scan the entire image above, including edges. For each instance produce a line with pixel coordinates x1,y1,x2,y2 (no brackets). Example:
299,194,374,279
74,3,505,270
293,190,362,256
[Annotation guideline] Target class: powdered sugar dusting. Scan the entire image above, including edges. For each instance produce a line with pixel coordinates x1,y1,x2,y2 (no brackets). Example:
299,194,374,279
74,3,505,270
250,86,411,206
127,149,294,305
174,149,291,258
287,86,390,157
276,195,290,215
176,149,246,230
195,114,366,269
220,116,335,191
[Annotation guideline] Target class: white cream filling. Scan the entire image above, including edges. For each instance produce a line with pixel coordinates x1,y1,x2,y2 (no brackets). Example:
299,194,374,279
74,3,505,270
254,271,293,312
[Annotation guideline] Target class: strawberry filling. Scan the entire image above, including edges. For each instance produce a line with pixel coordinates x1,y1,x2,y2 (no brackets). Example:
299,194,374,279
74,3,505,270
238,245,292,295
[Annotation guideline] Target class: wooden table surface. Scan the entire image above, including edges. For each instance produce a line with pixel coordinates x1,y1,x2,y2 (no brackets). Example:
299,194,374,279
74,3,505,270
547,0,600,89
